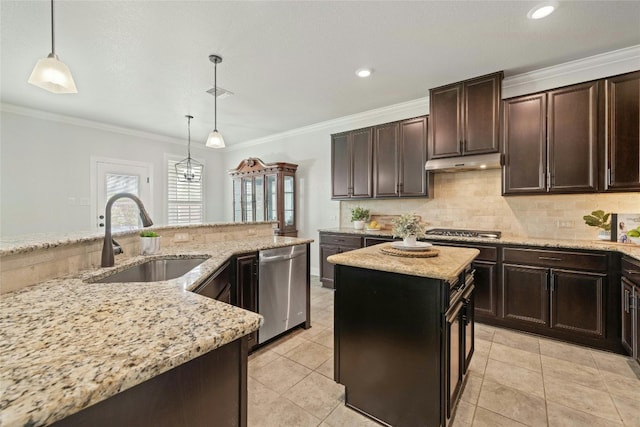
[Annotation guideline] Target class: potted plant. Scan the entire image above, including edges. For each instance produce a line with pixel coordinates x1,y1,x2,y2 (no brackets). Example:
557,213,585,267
583,210,611,240
351,207,370,230
392,213,425,246
140,230,161,255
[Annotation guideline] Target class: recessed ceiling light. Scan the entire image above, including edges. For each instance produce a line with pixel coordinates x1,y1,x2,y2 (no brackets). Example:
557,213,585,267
355,68,372,78
527,2,558,19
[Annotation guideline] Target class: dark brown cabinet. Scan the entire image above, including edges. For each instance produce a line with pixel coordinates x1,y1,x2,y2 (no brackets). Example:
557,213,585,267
195,261,232,304
229,158,298,236
374,116,432,198
331,128,373,199
502,247,607,340
605,71,640,191
236,253,258,350
621,256,640,365
503,81,599,194
319,232,362,288
429,71,503,159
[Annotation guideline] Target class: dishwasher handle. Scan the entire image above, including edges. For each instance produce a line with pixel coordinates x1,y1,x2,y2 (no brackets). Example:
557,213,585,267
259,245,307,263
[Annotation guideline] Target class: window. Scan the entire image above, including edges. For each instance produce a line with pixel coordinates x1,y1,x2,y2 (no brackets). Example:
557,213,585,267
167,159,204,224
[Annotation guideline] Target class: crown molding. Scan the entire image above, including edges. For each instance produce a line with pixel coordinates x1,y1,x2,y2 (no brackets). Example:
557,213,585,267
502,45,640,98
0,103,192,148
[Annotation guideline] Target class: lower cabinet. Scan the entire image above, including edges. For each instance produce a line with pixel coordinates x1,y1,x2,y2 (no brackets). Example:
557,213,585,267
621,256,640,364
194,261,232,303
236,253,258,350
319,232,363,288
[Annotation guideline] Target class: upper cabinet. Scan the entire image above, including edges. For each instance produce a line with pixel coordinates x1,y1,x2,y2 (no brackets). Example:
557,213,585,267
229,158,298,236
374,116,432,198
606,71,640,191
429,71,503,159
331,128,373,199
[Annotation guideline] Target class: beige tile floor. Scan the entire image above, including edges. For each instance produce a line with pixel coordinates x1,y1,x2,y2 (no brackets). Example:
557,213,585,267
247,277,640,426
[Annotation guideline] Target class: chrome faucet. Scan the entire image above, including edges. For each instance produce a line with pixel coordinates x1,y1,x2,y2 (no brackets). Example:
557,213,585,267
101,193,153,267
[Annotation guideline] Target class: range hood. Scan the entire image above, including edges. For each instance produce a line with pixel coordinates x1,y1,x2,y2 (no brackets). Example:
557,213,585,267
425,153,503,172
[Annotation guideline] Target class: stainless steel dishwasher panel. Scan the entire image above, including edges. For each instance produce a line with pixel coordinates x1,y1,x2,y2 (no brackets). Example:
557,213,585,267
258,244,307,344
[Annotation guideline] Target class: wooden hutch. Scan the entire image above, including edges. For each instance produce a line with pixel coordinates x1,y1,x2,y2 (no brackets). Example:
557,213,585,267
228,158,298,237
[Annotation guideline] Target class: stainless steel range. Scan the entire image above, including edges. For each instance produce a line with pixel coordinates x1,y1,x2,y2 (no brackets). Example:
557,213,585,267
425,228,502,239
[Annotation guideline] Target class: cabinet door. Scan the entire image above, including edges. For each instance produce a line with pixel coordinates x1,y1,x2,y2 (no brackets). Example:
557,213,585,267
236,254,258,348
320,245,340,288
374,122,400,197
241,177,255,221
254,176,265,222
430,83,463,159
606,71,640,191
635,287,640,365
399,116,429,196
232,179,242,222
265,174,278,222
502,264,549,327
351,128,374,198
550,269,605,337
502,94,547,194
547,81,599,193
464,73,501,155
332,133,351,198
621,277,634,355
473,260,498,318
282,174,295,232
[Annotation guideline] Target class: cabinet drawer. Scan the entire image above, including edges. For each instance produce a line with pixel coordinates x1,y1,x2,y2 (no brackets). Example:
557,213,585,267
622,257,640,284
503,247,607,271
320,233,362,248
432,242,497,262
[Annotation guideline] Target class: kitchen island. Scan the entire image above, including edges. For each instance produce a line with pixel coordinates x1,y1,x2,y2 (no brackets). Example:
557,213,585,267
0,234,312,427
328,243,479,427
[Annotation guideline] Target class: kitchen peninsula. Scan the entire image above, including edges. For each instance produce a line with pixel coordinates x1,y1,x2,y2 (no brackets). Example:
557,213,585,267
0,224,313,427
328,244,479,427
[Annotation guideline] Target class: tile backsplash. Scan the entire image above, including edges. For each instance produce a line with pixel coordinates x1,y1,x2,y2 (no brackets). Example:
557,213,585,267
341,169,639,240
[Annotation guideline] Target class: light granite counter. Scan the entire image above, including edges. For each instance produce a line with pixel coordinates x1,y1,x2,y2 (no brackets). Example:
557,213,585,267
319,227,640,262
327,243,479,283
0,236,312,427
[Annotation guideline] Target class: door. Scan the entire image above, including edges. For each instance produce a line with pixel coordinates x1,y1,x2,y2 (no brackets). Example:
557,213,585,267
464,73,501,155
445,300,463,419
331,133,351,198
502,264,549,326
550,269,605,337
547,81,599,193
320,245,340,288
622,278,634,355
462,284,475,373
399,116,429,196
635,287,640,365
502,93,547,194
351,128,374,198
473,260,498,318
606,71,640,191
374,122,399,197
94,159,152,231
430,83,463,159
236,254,258,349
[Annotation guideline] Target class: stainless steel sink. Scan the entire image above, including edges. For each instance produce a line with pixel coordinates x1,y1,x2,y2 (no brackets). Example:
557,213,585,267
94,257,209,283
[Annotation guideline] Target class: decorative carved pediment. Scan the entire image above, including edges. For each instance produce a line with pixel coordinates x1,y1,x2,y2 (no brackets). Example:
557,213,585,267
228,157,298,176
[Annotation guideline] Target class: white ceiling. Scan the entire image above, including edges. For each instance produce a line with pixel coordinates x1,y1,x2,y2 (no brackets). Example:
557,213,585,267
2,1,639,147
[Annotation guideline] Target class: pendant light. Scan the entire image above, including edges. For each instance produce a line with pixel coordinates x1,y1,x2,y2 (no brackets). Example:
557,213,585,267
175,115,204,182
205,54,225,148
28,0,78,94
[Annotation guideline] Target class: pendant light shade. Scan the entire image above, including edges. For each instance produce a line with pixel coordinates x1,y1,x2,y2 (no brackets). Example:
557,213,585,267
175,115,204,182
28,0,77,94
205,54,225,148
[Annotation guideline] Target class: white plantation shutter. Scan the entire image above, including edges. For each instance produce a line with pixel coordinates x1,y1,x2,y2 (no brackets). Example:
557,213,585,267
167,159,204,224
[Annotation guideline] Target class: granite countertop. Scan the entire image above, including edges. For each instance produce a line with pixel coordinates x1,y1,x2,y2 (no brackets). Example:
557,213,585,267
0,236,313,427
318,228,640,261
327,243,479,283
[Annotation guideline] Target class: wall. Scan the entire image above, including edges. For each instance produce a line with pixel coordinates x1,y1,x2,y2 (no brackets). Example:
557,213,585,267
0,108,226,236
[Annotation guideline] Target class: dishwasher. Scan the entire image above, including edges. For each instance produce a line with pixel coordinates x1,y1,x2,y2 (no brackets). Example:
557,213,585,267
258,244,307,344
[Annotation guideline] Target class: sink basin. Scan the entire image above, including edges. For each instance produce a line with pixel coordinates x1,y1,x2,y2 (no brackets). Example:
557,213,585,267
95,257,209,283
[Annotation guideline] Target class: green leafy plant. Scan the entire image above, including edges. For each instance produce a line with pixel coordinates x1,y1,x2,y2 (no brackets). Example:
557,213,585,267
582,210,611,231
140,230,159,238
350,206,370,222
391,213,425,239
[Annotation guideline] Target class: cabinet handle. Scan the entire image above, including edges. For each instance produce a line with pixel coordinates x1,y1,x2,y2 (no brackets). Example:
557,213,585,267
544,271,549,291
607,168,612,187
550,274,555,292
546,172,552,191
539,256,562,261
624,269,640,275
624,289,630,313
459,140,464,153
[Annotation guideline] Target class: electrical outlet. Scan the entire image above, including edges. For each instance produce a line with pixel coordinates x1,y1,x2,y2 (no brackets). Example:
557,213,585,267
557,220,575,229
174,232,190,242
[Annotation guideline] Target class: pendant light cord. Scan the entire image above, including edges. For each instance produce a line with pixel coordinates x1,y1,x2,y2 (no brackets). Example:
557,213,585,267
187,115,192,159
50,0,55,55
214,61,218,131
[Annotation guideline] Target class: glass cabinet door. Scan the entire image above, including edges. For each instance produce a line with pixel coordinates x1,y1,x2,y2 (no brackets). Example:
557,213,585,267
265,175,278,222
242,177,254,222
254,176,265,222
233,179,242,222
283,175,295,227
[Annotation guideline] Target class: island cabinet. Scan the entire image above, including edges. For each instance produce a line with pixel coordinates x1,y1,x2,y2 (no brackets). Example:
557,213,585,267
373,116,433,198
235,253,259,350
501,247,620,351
194,260,232,303
319,232,362,288
621,256,640,364
605,70,640,192
51,337,249,427
331,128,373,199
503,80,599,195
429,71,503,159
